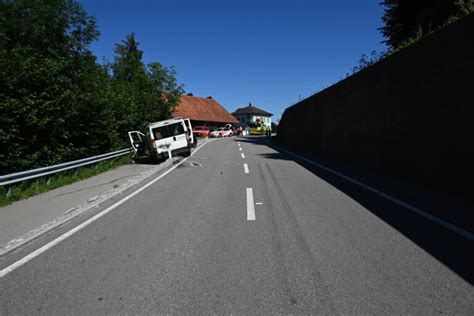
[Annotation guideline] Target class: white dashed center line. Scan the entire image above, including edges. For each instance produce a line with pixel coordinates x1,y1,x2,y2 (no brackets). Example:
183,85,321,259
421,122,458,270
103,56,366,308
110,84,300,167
241,153,245,159
239,147,242,151
244,163,249,174
246,188,255,221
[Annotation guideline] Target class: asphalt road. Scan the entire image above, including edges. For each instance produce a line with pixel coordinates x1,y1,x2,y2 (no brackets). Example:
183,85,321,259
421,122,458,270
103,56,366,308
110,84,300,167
1,137,473,314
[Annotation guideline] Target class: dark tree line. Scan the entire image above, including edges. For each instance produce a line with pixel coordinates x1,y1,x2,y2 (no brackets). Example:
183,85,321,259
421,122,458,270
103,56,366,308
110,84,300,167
351,0,473,74
0,0,183,174
380,0,473,49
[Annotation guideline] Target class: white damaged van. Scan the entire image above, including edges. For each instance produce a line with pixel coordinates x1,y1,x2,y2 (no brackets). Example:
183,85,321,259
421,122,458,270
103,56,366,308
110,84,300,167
128,117,192,160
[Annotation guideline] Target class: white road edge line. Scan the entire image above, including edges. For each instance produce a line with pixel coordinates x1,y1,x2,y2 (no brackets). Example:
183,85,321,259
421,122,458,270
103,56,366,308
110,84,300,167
241,153,245,159
0,141,213,278
244,163,249,174
267,141,474,241
246,188,256,221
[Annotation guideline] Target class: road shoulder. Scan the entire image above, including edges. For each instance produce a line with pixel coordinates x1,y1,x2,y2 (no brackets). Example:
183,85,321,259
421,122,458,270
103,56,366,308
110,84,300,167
0,140,212,257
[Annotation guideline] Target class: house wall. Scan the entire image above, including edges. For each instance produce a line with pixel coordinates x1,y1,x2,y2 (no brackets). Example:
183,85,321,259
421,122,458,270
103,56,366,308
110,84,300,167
235,114,272,128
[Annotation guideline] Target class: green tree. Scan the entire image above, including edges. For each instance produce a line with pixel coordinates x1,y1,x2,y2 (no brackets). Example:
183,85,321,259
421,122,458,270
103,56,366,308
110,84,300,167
112,33,147,85
0,2,185,174
147,62,184,119
380,0,474,49
0,0,112,173
109,33,151,137
109,33,184,141
271,122,278,131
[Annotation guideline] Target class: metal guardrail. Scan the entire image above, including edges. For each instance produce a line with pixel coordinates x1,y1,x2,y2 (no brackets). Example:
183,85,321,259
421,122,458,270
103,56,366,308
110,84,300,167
0,148,132,187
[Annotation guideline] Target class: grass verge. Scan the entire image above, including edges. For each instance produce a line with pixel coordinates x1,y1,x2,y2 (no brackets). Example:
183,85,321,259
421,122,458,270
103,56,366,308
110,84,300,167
0,155,131,207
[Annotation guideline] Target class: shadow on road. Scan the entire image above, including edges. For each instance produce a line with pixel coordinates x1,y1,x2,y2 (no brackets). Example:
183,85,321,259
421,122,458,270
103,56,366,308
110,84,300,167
237,136,474,284
131,155,160,165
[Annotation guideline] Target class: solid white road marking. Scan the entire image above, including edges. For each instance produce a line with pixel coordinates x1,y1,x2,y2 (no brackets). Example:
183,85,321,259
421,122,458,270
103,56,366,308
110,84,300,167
0,141,213,278
246,188,255,221
267,141,474,241
244,163,249,174
241,153,245,159
256,202,263,205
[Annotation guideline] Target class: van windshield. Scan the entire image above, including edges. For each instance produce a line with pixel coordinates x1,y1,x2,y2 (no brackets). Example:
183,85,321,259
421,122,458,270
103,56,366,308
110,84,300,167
152,122,185,140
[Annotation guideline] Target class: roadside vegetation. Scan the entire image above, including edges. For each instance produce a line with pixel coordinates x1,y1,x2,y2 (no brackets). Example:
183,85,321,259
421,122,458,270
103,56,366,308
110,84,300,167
0,155,131,207
350,0,473,75
0,0,184,176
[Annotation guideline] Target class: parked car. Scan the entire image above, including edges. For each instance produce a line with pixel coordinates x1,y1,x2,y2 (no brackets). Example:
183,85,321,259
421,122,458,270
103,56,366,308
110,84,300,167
128,117,192,160
192,126,210,138
210,128,224,138
221,127,233,137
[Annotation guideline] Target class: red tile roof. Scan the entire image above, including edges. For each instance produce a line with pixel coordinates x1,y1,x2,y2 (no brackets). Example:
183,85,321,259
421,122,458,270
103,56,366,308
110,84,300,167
172,95,239,124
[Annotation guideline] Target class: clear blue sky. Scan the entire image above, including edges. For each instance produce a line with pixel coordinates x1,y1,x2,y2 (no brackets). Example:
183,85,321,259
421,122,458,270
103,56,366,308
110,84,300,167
80,0,387,122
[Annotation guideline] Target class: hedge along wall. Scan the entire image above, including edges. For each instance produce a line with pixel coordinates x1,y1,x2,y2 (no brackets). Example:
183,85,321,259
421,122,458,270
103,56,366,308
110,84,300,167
277,14,474,199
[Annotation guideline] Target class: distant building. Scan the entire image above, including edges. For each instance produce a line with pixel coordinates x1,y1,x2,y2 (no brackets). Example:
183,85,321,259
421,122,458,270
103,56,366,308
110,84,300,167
232,102,273,128
172,94,239,129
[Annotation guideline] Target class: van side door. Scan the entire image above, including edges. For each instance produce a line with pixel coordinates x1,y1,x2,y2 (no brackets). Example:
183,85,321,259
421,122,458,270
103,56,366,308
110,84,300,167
184,118,195,147
128,131,146,156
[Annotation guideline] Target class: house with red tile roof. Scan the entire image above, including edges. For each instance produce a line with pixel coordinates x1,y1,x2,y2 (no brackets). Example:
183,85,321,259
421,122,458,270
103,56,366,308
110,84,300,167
172,94,239,129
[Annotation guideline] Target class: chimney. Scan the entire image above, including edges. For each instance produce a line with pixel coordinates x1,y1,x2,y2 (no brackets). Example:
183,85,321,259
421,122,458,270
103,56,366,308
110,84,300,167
187,93,194,96
207,96,213,99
